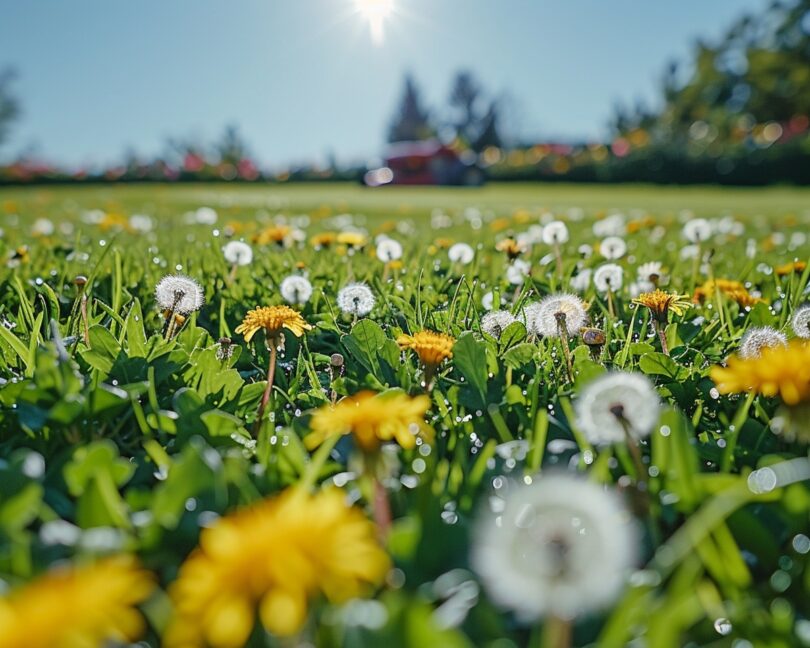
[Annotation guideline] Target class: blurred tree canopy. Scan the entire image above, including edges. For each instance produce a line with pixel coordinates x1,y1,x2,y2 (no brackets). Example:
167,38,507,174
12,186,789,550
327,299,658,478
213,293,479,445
387,74,435,143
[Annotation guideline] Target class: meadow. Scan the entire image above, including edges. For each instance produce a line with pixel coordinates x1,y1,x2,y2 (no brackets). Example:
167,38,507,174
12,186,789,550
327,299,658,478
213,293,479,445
0,181,809,648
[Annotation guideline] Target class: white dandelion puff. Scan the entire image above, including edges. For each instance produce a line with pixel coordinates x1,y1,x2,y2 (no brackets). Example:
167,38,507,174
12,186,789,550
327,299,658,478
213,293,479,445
575,372,660,445
518,302,543,337
541,220,569,245
599,236,627,260
593,213,626,238
629,280,655,298
129,214,154,233
792,304,810,339
505,259,531,285
376,238,403,262
569,269,592,293
637,261,663,282
280,275,313,305
682,218,712,243
155,275,204,314
448,242,475,265
32,218,55,237
481,310,516,339
472,472,638,621
535,294,588,338
738,326,788,359
337,282,375,316
222,240,253,266
593,264,624,293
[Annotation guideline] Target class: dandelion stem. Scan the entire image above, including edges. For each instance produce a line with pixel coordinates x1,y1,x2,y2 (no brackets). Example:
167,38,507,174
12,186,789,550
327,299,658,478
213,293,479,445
606,288,615,319
254,336,279,437
372,476,392,540
79,293,90,346
652,319,669,356
555,313,574,384
553,243,563,282
227,262,238,285
540,614,572,648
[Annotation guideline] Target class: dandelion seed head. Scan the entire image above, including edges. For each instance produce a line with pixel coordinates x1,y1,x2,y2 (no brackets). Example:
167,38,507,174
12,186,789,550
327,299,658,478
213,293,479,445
542,220,569,245
481,310,517,339
155,274,204,314
448,242,475,264
570,269,592,293
637,261,663,282
472,472,638,621
376,238,403,262
599,236,627,260
593,263,624,293
518,302,543,337
536,293,588,338
505,259,531,285
337,282,376,316
739,326,788,359
575,372,660,445
222,240,253,266
792,304,810,339
682,218,712,243
280,275,314,304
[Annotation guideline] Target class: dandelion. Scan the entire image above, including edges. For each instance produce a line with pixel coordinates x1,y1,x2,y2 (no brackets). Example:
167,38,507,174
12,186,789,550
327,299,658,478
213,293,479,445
280,275,314,305
505,259,531,285
0,557,154,648
710,341,810,406
223,240,253,266
398,329,455,389
792,304,810,339
496,238,526,260
599,236,627,260
536,293,588,382
254,224,292,246
155,274,204,338
194,206,218,225
31,218,55,237
448,242,475,265
236,306,311,434
518,302,543,338
693,278,762,308
310,231,337,249
472,473,637,626
304,390,432,454
164,489,389,646
775,260,807,277
337,282,375,318
637,261,664,285
569,268,591,293
376,238,403,262
337,231,367,249
542,220,568,278
593,263,623,293
481,310,516,339
682,217,712,243
632,290,692,355
739,326,788,359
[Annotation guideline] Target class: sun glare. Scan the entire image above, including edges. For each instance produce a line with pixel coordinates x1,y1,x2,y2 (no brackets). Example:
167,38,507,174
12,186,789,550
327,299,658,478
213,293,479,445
354,0,394,45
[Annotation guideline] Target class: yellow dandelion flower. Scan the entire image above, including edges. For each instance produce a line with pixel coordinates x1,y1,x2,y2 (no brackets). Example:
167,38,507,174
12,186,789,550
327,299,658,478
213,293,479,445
310,231,337,248
775,260,807,277
495,237,525,260
693,279,763,307
710,341,810,406
632,289,692,322
253,225,291,246
163,488,389,646
235,305,311,343
397,330,455,368
304,390,433,452
336,231,367,248
433,237,455,249
0,557,154,648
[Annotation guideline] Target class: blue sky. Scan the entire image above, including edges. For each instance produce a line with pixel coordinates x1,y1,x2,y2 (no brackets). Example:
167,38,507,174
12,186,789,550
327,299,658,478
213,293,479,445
1,0,768,168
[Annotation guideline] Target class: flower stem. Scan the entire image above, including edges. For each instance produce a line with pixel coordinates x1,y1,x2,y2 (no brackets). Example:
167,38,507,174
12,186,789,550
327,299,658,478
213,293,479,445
555,314,574,384
540,615,572,648
553,243,563,282
253,337,278,437
372,476,392,540
652,319,669,356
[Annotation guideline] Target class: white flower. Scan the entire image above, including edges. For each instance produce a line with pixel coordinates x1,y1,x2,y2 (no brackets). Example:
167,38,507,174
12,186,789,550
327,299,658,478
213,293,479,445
481,310,516,339
32,218,55,236
280,275,313,304
577,244,593,258
518,302,543,337
541,220,569,245
569,269,592,293
593,264,624,293
376,238,403,262
155,275,204,314
472,472,638,621
535,294,588,338
448,242,475,265
222,240,253,266
682,218,711,243
129,214,154,233
592,214,626,237
337,282,375,316
792,304,810,339
637,261,663,282
575,372,659,445
599,236,627,260
482,291,499,311
679,244,700,260
195,207,218,225
738,326,788,359
506,260,531,285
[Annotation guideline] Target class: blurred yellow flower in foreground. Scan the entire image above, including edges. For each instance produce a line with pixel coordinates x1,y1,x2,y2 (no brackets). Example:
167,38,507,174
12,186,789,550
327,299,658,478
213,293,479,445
0,557,154,648
397,330,455,368
164,488,389,646
632,289,691,322
710,341,810,405
235,305,311,342
304,390,433,452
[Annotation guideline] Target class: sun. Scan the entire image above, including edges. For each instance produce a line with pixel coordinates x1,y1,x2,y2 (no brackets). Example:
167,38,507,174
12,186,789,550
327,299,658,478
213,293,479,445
354,0,394,45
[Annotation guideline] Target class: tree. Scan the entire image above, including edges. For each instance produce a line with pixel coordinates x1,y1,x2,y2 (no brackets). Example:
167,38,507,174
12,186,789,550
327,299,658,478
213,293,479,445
387,74,434,143
216,124,250,165
447,70,502,152
0,68,20,148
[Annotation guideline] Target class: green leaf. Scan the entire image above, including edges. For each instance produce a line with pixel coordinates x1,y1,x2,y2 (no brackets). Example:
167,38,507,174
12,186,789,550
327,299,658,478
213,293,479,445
452,332,488,403
638,351,685,380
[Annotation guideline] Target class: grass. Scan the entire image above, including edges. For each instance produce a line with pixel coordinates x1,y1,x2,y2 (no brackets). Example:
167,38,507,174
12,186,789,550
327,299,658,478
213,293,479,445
0,181,808,648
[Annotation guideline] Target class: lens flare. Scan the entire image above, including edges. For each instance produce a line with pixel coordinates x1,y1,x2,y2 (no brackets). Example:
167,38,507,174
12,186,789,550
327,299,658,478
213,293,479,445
354,0,394,44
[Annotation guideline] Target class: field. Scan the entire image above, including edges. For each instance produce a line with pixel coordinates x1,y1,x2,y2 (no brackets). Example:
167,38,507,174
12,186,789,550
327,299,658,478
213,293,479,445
0,182,809,648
